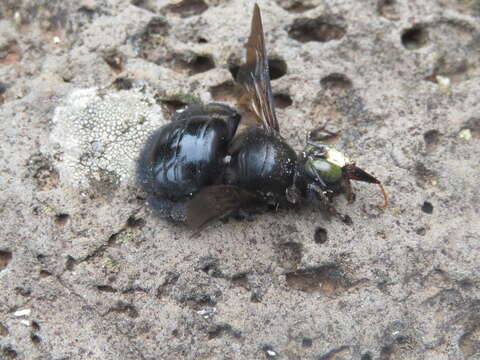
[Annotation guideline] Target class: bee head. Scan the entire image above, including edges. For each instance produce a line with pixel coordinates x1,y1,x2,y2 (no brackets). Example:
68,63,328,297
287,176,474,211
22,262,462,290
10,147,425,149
302,141,387,208
303,142,349,185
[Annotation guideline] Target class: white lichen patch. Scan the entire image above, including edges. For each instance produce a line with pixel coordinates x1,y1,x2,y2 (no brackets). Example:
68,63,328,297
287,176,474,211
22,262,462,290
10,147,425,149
51,86,166,187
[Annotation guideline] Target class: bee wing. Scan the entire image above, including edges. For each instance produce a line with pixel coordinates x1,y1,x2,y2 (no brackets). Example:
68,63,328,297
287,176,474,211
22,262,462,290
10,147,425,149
236,4,280,134
186,185,261,237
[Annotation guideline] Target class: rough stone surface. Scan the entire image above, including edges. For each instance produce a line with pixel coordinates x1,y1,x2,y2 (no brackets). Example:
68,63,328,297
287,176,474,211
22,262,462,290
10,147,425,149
50,86,166,187
1,0,479,359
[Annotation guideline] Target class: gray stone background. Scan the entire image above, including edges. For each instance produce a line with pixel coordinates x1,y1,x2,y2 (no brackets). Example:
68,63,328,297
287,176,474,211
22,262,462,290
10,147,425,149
1,0,479,359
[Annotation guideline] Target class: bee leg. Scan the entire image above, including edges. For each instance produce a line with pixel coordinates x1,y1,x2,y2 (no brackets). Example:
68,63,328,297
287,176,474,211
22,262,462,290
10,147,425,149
286,185,302,204
305,142,327,158
307,183,337,215
307,123,338,142
342,178,356,204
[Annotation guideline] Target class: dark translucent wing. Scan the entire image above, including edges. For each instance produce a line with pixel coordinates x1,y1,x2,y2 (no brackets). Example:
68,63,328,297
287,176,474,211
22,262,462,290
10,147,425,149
237,4,279,133
186,185,261,236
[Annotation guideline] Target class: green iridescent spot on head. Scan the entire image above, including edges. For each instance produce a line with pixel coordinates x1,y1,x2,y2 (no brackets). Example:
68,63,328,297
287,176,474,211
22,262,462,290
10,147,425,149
308,158,343,184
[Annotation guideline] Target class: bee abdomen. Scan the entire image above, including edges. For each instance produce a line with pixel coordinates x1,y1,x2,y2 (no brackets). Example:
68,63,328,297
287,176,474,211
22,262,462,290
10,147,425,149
138,117,230,200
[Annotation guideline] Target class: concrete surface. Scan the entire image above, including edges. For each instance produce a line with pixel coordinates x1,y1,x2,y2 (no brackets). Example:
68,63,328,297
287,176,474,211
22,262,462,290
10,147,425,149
1,0,479,359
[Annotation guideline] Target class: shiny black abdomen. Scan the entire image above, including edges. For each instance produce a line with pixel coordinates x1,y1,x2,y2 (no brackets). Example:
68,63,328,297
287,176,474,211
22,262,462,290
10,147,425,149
138,117,231,200
225,127,297,199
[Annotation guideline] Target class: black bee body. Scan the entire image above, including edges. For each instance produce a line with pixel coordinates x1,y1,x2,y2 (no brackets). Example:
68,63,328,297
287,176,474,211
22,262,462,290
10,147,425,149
137,104,240,217
136,5,387,232
225,127,297,202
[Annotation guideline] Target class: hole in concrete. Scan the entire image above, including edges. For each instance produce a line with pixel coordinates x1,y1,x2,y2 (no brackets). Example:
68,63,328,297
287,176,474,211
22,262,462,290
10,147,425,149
423,129,440,152
250,291,262,303
126,216,145,229
228,63,240,80
96,285,117,293
421,201,433,214
39,269,52,278
184,294,217,309
0,42,21,65
321,73,353,94
273,93,292,109
34,166,59,191
14,287,31,297
0,323,9,336
401,25,429,50
139,17,170,63
416,227,427,236
160,99,188,118
341,214,353,225
131,0,156,12
231,273,249,289
0,82,6,104
156,271,179,298
276,242,302,271
309,126,339,143
210,81,236,102
103,49,124,73
319,346,350,359
185,54,215,75
262,345,278,358
414,162,437,188
207,323,232,340
1,346,17,359
55,213,70,226
31,321,40,331
459,329,480,359
286,265,347,295
197,36,208,43
113,77,133,90
425,55,470,84
289,16,346,43
314,227,328,244
65,255,75,271
302,338,313,347
110,301,139,318
361,353,373,360
0,250,12,271
30,333,41,345
197,256,222,277
377,0,399,20
282,1,316,13
145,17,169,37
77,5,96,19
461,118,480,138
457,278,474,290
162,0,208,18
268,58,287,80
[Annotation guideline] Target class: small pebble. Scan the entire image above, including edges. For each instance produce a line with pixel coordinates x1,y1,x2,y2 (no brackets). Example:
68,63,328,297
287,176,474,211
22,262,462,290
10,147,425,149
13,309,31,317
266,349,277,357
459,128,472,141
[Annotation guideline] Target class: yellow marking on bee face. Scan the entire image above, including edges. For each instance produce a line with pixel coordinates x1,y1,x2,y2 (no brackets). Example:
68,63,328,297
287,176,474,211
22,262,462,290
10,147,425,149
325,146,350,168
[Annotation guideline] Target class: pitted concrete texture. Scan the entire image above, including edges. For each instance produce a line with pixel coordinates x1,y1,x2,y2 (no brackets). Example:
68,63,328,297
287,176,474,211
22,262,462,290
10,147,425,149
1,0,479,359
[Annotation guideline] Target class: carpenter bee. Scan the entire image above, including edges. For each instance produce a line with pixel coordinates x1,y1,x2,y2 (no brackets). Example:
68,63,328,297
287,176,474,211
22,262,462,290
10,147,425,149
137,4,387,234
